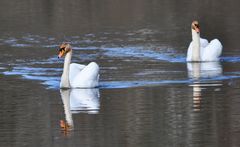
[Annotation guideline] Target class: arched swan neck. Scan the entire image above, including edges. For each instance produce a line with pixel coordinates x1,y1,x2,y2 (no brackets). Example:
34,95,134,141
192,29,201,61
60,50,72,88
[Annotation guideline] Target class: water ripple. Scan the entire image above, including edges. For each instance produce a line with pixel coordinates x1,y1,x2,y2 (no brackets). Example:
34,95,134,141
1,34,240,89
102,46,186,62
221,57,240,63
3,63,240,89
1,34,240,63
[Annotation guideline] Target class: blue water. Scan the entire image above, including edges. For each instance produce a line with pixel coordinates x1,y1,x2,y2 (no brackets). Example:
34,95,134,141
2,34,240,89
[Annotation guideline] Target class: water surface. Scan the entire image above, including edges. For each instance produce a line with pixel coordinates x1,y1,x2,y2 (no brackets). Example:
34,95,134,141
1,0,240,147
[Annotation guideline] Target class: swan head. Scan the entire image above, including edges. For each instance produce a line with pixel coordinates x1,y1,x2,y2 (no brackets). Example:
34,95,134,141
191,21,200,34
58,43,72,58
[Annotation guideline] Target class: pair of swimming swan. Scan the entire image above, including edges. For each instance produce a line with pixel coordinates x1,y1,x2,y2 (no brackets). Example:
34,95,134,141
57,21,222,88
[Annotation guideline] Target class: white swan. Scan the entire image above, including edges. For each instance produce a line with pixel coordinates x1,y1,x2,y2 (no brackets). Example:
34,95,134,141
187,21,223,62
58,43,100,88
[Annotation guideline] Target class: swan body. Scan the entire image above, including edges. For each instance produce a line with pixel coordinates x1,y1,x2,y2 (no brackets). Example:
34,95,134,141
69,62,99,88
187,21,223,62
58,43,99,88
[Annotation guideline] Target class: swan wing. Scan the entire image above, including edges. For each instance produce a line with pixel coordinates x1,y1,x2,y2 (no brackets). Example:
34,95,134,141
69,63,86,83
201,39,222,61
186,42,193,61
200,38,209,48
70,62,100,88
187,38,209,61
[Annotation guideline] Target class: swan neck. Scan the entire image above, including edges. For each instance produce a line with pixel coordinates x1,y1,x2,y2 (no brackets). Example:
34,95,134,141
192,29,201,61
61,50,72,88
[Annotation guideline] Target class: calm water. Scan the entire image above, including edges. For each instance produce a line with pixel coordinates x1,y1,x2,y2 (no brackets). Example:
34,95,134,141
1,0,240,147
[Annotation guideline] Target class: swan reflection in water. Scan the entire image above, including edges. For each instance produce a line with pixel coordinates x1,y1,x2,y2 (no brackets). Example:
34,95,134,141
59,88,100,135
187,62,222,111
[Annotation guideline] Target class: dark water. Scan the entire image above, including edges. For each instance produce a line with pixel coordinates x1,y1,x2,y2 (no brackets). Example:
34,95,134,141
1,0,240,147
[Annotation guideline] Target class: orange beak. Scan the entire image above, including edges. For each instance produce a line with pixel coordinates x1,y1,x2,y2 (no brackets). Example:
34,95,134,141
58,50,65,58
195,27,200,33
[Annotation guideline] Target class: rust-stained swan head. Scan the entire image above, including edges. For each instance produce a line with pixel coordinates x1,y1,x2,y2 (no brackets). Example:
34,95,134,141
58,43,72,58
191,20,200,33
